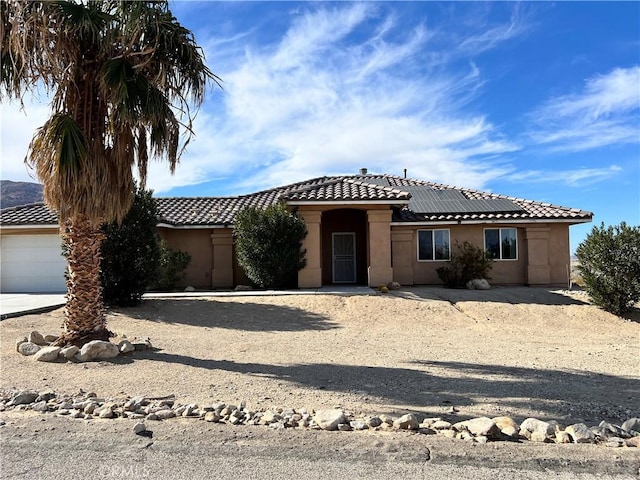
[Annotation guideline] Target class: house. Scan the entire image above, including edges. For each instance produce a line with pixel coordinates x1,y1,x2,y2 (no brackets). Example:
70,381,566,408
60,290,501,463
0,172,592,292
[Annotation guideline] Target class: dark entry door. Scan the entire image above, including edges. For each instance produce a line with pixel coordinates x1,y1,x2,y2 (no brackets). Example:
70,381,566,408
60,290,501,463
332,232,356,283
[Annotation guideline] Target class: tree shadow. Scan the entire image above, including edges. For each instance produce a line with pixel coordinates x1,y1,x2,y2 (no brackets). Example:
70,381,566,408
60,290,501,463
113,299,339,332
394,286,589,306
139,351,639,423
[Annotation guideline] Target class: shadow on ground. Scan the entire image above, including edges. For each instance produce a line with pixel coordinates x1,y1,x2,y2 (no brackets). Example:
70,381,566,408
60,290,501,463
139,351,639,423
115,299,339,332
396,286,589,306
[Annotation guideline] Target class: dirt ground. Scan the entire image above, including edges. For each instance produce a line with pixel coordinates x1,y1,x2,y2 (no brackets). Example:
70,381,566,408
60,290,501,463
1,286,638,425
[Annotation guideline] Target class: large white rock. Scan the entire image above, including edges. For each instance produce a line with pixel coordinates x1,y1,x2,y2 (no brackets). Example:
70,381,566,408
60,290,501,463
60,345,80,360
453,417,501,439
76,341,120,362
394,413,419,430
566,423,595,444
313,409,346,431
34,346,61,362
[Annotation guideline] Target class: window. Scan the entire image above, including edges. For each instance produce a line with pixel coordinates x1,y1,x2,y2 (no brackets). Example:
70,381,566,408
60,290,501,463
418,229,450,261
484,228,517,260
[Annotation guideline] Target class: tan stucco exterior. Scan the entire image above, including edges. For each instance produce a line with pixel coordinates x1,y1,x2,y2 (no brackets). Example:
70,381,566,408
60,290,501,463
1,208,575,291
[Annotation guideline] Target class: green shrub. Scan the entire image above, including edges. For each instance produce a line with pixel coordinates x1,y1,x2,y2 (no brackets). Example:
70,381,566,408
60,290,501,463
155,240,191,291
234,203,307,288
100,188,160,306
436,241,493,288
576,222,640,316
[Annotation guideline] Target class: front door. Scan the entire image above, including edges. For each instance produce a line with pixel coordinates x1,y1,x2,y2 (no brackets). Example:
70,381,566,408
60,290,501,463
332,232,356,283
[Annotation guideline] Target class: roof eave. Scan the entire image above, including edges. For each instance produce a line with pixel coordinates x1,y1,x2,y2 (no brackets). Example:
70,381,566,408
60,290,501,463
286,200,410,206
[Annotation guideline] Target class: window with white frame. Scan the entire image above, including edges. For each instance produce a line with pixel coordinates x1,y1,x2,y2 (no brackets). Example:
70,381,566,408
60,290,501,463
484,228,517,260
418,229,450,261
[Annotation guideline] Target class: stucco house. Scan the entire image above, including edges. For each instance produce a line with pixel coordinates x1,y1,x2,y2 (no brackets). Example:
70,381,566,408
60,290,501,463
0,172,592,293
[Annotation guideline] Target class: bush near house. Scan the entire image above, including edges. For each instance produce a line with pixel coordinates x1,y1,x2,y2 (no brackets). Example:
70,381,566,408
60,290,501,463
436,241,493,288
155,240,191,291
234,203,307,288
576,222,640,316
100,188,161,306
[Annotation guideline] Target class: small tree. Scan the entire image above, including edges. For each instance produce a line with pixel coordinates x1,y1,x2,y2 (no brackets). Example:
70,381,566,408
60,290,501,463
155,240,191,291
576,222,640,316
234,203,307,288
100,188,160,306
436,241,493,288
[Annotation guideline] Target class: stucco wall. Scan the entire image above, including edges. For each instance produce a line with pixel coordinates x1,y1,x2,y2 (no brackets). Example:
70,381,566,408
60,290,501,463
392,223,571,286
158,228,214,289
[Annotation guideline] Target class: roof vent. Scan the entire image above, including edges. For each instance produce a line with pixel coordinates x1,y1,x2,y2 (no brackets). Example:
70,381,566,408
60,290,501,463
359,168,368,175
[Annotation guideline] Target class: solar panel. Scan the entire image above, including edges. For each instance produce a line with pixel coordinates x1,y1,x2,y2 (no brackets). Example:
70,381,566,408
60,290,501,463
401,186,525,214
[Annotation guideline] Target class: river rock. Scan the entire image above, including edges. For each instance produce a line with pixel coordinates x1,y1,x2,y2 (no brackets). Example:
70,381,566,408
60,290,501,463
466,278,490,290
314,409,346,431
367,416,383,428
431,420,452,430
626,436,640,447
394,413,419,430
59,346,79,360
155,409,176,420
15,337,27,352
454,417,500,439
18,342,41,356
28,331,48,346
31,401,49,412
520,418,555,440
555,431,572,444
204,411,220,422
621,418,640,434
10,391,38,405
118,340,135,354
566,423,595,444
44,334,59,343
76,341,120,362
34,346,61,362
133,422,146,434
493,416,519,438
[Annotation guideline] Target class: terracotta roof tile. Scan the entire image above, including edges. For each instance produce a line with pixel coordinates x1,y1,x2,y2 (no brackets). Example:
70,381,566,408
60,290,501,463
0,174,593,227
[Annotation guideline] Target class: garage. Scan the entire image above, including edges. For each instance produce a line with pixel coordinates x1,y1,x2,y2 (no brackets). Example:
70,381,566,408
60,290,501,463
0,234,67,293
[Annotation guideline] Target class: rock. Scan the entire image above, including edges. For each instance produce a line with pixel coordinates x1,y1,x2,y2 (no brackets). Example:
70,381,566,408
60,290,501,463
387,281,401,290
118,340,135,354
379,414,394,425
155,409,176,420
454,417,500,439
132,338,152,351
28,331,48,346
367,417,383,428
313,409,346,431
466,278,491,290
204,411,220,423
15,337,27,352
519,418,555,440
431,420,452,430
234,285,253,291
44,334,59,343
555,431,572,444
337,423,352,431
184,286,196,292
531,430,551,443
394,413,419,430
626,436,640,447
31,401,49,412
146,413,159,421
76,341,120,362
33,346,61,362
18,342,41,356
133,422,146,434
605,437,625,448
36,390,56,402
10,391,38,405
493,416,519,439
350,420,368,430
60,346,79,360
566,423,595,444
598,421,629,438
621,418,640,434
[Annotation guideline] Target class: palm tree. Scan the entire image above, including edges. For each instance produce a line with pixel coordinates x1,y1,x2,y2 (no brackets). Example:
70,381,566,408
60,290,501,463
1,1,218,346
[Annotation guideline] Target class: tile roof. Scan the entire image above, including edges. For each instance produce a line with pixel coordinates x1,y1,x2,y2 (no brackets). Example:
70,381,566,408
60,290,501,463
0,174,592,227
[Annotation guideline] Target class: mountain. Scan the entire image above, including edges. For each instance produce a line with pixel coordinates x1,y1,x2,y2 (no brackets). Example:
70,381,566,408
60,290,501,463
0,180,44,209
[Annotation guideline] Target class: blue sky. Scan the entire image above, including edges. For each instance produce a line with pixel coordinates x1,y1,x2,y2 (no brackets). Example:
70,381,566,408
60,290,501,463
1,1,639,252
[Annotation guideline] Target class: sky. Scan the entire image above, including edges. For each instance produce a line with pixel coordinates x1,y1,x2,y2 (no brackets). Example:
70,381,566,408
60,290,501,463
1,1,639,253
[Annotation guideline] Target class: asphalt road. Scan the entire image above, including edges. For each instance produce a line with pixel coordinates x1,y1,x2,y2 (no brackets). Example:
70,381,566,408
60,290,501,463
1,412,639,480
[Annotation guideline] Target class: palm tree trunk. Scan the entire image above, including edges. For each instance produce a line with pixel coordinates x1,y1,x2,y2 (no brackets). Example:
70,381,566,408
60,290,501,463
54,214,113,347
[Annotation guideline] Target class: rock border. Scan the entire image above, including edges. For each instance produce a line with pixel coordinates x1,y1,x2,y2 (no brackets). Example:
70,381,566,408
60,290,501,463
0,388,638,448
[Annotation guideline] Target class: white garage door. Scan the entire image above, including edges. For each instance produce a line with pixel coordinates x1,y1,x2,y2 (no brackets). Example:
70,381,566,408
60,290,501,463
1,234,67,293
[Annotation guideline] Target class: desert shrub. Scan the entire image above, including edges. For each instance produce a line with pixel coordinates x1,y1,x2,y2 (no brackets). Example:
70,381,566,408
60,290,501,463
234,203,307,288
436,241,493,288
100,188,160,306
155,240,191,291
576,222,640,316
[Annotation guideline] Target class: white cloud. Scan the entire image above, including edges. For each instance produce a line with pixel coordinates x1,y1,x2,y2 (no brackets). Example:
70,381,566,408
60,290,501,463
528,66,640,152
504,165,623,187
144,3,525,194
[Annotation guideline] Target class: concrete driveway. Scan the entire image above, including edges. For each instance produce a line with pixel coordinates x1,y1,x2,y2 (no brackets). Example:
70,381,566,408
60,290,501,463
0,293,66,320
